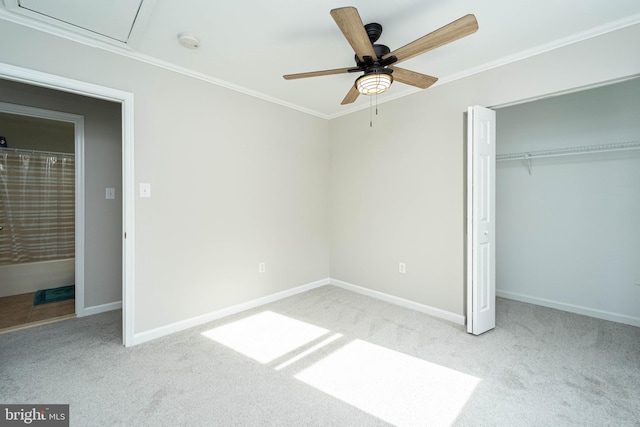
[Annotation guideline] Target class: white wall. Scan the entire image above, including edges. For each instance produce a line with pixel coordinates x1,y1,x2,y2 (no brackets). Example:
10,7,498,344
496,78,640,325
0,19,330,334
329,23,640,318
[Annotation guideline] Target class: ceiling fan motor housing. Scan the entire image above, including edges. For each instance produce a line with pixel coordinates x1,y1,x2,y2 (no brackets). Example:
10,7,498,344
362,66,393,78
365,22,383,43
354,44,392,67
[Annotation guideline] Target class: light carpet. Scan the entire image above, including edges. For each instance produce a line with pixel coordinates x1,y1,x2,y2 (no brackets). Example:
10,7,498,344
1,285,639,426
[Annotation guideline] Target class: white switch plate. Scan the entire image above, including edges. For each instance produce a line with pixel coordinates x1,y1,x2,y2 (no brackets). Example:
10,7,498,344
105,188,115,200
139,183,151,198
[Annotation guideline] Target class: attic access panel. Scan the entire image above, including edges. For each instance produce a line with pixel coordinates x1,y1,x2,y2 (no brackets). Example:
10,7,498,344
10,0,144,43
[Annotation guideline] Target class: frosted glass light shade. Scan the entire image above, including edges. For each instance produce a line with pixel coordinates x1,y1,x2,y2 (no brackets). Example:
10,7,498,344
356,73,392,95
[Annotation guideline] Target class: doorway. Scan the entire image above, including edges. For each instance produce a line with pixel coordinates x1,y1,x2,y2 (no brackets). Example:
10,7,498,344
0,104,84,332
465,77,640,330
493,77,640,327
0,62,135,345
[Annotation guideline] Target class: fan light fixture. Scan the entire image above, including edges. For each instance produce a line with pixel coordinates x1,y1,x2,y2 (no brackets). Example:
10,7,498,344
356,72,393,95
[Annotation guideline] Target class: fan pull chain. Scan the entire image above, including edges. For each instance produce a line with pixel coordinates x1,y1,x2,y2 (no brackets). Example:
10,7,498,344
368,94,382,128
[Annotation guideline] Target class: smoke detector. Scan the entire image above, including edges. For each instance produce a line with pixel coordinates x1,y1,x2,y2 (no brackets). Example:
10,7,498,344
178,33,200,49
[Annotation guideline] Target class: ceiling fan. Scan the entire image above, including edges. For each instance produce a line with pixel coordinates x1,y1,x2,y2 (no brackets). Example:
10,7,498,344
283,7,478,105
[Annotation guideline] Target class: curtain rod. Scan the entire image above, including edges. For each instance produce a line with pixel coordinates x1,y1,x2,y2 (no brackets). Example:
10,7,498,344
0,147,75,157
496,141,640,162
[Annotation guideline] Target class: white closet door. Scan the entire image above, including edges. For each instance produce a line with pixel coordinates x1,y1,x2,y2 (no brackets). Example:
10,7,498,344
467,105,496,335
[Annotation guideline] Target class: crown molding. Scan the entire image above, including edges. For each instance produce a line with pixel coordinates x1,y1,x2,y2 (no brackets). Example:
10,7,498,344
2,4,639,121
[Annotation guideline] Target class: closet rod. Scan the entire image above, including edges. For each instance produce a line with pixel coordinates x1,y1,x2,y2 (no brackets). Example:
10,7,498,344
0,147,75,157
496,140,640,161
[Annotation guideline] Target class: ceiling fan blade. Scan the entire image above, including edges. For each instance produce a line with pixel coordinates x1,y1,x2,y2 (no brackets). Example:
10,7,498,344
341,85,360,105
390,67,438,89
384,14,478,65
283,67,354,80
330,7,377,62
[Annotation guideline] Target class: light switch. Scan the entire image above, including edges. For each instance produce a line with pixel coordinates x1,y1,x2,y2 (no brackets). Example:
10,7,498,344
105,188,115,200
139,183,151,198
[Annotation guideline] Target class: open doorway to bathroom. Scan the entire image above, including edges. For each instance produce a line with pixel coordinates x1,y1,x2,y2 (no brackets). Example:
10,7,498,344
0,104,83,332
0,66,131,345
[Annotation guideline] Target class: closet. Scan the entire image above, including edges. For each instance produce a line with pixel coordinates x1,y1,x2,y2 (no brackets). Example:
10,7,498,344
495,77,640,326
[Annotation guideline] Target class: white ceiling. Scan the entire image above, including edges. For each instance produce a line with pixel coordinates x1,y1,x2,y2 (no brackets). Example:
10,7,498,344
2,0,640,118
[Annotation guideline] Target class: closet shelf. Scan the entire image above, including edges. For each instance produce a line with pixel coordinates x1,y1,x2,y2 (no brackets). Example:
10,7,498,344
496,140,640,161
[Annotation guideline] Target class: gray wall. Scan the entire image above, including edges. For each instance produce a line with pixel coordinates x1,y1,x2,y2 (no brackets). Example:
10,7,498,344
0,112,75,152
0,79,123,308
329,23,640,318
495,78,640,322
0,18,330,333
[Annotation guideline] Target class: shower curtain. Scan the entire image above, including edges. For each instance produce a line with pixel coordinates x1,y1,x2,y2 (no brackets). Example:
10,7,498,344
0,149,75,265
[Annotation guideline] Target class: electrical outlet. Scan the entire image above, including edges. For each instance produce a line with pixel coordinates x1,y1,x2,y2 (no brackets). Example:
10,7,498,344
258,262,266,273
634,273,640,286
399,262,406,274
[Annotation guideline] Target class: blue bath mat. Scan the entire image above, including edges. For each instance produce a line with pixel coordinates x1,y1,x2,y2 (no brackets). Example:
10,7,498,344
33,285,75,305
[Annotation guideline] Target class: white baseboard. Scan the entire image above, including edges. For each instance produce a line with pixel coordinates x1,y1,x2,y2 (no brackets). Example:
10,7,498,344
80,300,122,317
329,278,466,325
131,277,467,346
132,278,330,346
497,289,640,328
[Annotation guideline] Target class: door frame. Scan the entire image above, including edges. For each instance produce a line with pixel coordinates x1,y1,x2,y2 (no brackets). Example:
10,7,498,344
465,76,639,332
0,62,135,346
0,102,85,315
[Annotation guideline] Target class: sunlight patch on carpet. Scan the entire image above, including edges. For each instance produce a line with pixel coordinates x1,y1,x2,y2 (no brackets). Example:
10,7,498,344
201,311,329,364
274,333,343,371
295,339,481,426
